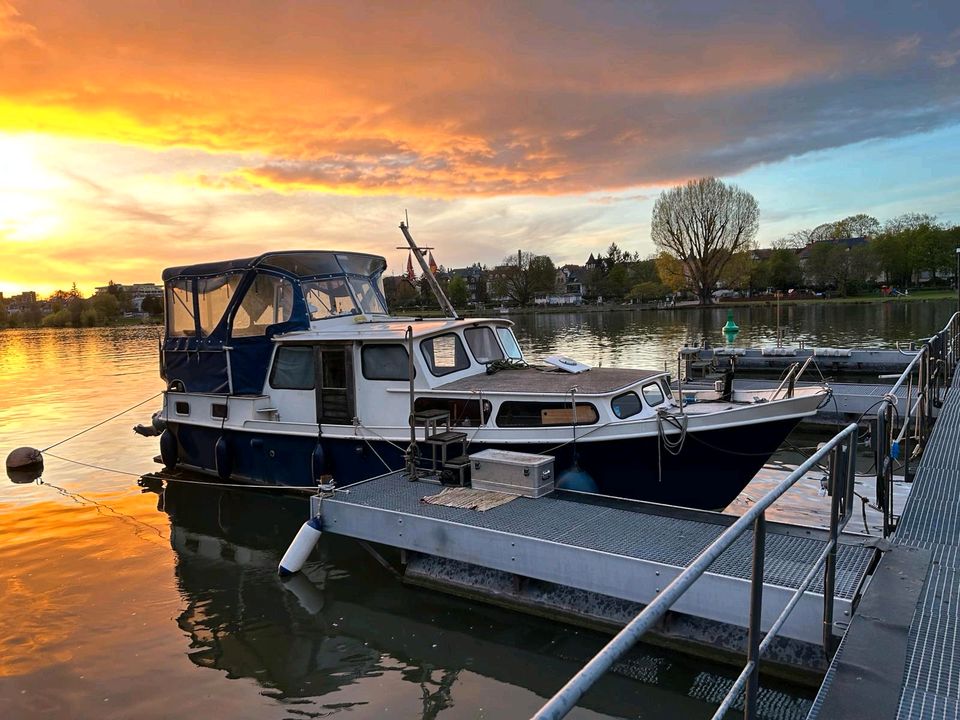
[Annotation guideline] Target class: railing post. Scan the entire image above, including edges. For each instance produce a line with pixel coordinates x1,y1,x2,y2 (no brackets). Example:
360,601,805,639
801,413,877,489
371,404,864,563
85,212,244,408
824,446,841,653
875,409,887,521
844,437,857,529
745,513,766,719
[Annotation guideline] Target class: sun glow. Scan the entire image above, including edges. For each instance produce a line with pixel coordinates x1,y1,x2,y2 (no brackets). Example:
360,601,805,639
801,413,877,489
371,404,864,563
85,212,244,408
0,133,65,242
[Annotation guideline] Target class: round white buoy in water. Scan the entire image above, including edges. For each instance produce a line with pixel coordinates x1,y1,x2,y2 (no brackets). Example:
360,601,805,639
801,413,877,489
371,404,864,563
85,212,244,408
278,517,323,576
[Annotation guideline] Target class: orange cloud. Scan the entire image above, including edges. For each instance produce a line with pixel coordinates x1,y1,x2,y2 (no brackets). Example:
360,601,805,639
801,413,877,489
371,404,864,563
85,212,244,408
3,0,934,197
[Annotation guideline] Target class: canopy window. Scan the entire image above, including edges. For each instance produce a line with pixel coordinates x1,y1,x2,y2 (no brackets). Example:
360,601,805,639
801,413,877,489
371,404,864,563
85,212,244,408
231,274,295,338
197,273,243,337
166,279,196,337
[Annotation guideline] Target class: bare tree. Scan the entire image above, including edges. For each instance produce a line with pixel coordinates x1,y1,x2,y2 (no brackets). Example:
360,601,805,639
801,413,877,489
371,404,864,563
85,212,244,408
651,177,759,304
491,250,555,306
832,214,880,239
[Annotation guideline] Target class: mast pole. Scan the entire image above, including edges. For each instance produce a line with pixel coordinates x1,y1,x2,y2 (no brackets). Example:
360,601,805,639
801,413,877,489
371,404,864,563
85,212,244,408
399,221,459,319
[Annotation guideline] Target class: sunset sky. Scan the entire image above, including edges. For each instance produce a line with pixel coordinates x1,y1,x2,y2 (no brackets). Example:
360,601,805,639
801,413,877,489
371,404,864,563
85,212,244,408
1,0,958,297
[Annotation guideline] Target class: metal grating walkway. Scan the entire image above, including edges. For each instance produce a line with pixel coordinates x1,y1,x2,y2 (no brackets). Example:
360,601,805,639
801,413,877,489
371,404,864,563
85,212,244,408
809,373,960,720
893,378,960,720
321,473,875,645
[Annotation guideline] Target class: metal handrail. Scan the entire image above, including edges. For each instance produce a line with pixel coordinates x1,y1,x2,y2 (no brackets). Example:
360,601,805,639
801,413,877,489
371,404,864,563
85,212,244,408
533,422,859,720
874,312,960,536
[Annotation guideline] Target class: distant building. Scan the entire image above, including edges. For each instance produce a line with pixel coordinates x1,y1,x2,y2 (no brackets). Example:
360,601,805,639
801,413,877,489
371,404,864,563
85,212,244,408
95,282,163,311
556,265,585,297
534,292,583,306
796,236,868,263
6,291,39,314
447,264,486,305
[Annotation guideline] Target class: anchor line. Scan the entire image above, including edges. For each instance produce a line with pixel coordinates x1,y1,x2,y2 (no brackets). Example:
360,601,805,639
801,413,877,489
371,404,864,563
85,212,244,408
33,476,168,542
42,451,316,492
41,391,164,452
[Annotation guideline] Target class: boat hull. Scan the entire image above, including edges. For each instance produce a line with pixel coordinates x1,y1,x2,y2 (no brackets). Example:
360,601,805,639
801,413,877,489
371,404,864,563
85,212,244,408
164,415,803,511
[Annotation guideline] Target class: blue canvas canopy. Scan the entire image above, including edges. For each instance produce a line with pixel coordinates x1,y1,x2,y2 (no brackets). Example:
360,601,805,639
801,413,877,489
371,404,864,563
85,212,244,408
161,251,387,394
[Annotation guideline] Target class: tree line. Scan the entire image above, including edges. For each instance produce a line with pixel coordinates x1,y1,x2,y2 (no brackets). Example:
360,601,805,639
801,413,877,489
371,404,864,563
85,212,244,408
0,281,163,329
650,178,959,301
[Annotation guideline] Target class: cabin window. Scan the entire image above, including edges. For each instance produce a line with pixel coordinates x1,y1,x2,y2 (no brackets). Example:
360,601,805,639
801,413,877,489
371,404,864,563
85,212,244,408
496,401,599,427
611,392,642,419
421,333,470,376
347,276,387,315
464,327,505,364
642,382,665,407
270,346,316,389
496,327,523,360
303,278,357,320
361,345,411,381
211,403,228,419
167,279,197,336
231,274,294,337
197,273,242,337
415,397,493,427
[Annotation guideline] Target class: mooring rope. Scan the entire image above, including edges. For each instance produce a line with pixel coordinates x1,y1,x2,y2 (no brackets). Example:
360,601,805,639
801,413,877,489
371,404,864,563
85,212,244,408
41,391,164,453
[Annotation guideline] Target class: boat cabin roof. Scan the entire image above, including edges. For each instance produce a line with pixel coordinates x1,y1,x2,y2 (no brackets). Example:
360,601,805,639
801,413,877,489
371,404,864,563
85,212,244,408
162,250,386,281
436,366,665,395
279,317,513,342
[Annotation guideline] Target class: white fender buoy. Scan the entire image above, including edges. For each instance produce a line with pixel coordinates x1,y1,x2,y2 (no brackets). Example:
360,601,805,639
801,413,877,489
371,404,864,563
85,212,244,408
278,517,322,576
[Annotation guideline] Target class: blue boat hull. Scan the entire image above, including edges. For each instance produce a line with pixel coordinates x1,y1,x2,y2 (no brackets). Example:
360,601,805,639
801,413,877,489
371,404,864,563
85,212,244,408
165,417,802,510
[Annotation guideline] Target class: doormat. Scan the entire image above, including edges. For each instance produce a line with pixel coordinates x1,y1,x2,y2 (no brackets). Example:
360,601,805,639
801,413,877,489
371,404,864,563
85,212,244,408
421,487,517,512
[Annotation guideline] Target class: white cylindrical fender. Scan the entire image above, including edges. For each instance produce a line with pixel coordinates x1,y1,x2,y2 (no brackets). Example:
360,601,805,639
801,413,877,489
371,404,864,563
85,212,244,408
278,517,322,576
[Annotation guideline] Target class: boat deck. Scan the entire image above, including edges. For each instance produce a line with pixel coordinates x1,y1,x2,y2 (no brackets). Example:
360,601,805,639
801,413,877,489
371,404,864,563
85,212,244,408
681,379,910,424
436,366,662,394
319,473,877,646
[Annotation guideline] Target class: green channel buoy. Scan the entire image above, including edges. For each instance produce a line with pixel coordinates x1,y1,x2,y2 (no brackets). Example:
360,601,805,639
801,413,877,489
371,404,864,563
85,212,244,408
722,310,740,344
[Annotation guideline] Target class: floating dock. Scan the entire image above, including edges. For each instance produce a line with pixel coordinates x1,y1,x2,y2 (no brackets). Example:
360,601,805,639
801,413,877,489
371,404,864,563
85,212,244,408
314,473,877,672
684,346,917,375
809,365,960,719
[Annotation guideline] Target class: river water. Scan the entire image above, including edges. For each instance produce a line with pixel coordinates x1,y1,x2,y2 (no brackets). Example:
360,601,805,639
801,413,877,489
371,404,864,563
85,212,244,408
0,301,952,719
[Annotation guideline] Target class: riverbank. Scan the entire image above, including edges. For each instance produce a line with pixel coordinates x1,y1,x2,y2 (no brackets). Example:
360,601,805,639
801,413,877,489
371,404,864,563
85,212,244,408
0,315,163,330
417,289,959,318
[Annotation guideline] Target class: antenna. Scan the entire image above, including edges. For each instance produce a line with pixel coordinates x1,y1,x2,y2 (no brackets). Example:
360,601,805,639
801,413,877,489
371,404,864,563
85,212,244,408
404,208,409,229
398,220,459,320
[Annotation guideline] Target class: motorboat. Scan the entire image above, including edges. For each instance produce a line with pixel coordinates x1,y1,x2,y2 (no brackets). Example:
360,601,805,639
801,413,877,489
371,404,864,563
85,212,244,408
147,225,828,510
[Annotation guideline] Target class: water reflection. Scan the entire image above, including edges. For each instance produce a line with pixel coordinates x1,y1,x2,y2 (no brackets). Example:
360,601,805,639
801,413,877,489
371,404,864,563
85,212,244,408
154,478,812,719
509,301,955,368
2,308,947,719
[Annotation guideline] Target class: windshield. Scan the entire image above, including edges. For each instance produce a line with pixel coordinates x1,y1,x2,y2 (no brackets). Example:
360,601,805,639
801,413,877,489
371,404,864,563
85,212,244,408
347,276,387,314
496,327,523,360
302,275,387,320
303,278,358,319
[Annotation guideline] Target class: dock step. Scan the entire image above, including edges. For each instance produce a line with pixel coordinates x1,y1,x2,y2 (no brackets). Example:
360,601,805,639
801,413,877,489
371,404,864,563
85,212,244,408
425,431,468,444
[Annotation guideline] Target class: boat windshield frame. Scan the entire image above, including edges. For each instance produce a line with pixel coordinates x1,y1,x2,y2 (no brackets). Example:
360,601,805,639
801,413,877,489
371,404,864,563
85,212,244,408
302,273,388,320
266,252,389,321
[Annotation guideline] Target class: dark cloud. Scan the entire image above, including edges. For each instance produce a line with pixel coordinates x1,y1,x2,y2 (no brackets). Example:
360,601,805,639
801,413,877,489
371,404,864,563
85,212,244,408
1,0,959,195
